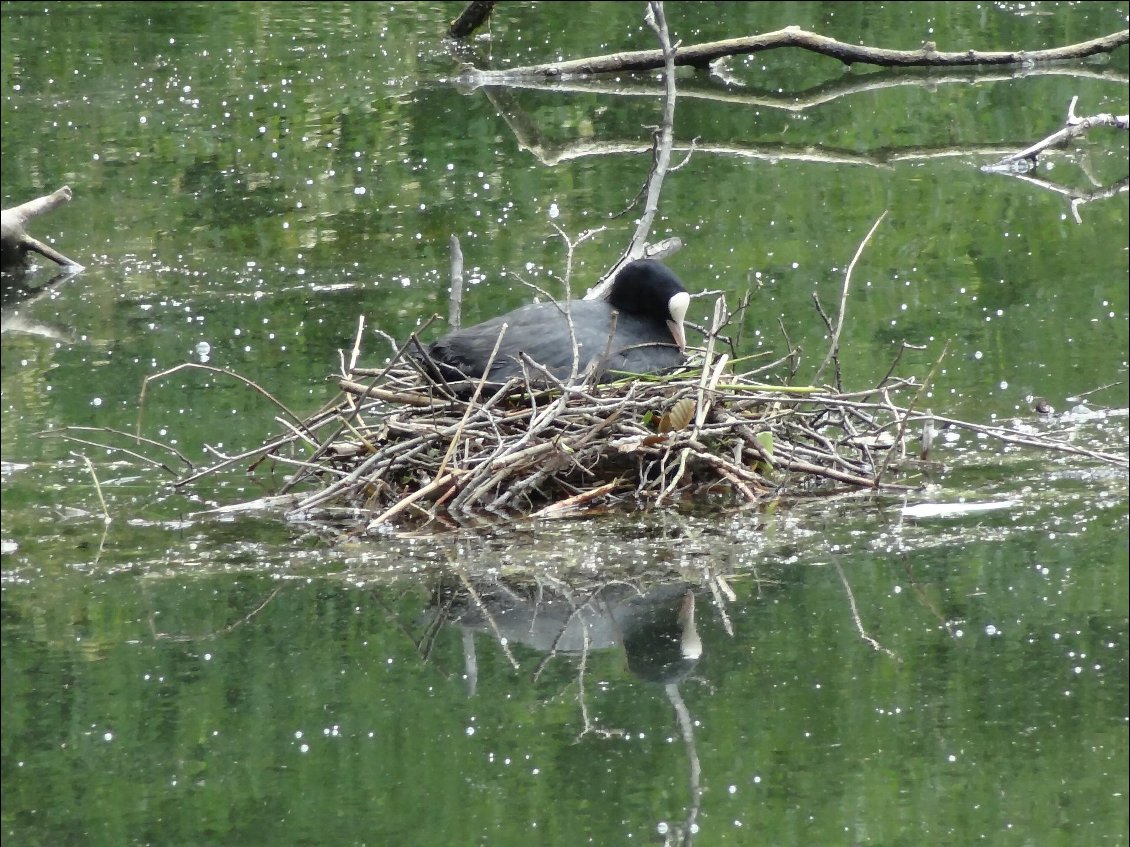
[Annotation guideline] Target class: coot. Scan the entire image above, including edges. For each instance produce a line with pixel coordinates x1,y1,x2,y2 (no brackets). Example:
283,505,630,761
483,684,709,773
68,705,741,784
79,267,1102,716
426,259,691,385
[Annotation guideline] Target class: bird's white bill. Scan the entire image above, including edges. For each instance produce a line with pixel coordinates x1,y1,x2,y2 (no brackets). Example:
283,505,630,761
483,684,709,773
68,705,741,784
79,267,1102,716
667,291,690,350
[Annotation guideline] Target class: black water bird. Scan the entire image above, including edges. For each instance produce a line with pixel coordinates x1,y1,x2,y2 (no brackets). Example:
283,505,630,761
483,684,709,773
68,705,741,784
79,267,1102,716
426,259,691,385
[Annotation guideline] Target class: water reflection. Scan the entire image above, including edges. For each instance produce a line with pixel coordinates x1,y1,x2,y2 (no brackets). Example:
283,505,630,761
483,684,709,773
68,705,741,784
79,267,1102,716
1,266,83,342
424,574,706,845
428,577,702,691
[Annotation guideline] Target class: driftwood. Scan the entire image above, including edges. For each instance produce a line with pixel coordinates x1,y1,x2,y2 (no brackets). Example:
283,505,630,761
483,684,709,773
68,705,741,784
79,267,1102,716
984,95,1130,171
447,0,495,40
978,96,1130,221
1,186,83,271
454,26,1130,82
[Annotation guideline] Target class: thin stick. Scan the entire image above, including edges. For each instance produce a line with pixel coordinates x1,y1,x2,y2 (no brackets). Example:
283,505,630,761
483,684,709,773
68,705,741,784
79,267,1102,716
814,211,888,387
340,315,366,378
41,428,187,476
875,339,949,482
588,0,680,298
449,234,465,330
79,454,111,525
137,363,312,439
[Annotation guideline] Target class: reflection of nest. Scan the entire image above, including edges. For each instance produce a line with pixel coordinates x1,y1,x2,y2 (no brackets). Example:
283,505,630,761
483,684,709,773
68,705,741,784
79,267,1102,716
206,302,930,531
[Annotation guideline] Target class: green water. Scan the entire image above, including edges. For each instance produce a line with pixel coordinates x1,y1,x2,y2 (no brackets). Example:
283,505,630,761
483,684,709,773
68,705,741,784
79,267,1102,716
2,2,1127,845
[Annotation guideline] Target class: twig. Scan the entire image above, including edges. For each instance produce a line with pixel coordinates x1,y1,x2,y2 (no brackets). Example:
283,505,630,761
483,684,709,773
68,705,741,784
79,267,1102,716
137,363,313,440
588,0,680,299
341,315,367,378
876,340,949,482
449,235,465,330
79,454,111,525
41,426,191,475
814,211,887,387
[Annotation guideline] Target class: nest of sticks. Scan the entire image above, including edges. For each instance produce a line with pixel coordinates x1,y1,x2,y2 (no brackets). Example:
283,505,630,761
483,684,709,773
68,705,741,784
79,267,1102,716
103,288,1122,535
210,296,935,532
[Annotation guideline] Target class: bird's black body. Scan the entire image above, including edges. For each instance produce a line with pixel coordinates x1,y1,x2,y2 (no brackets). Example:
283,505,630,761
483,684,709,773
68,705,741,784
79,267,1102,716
426,259,690,385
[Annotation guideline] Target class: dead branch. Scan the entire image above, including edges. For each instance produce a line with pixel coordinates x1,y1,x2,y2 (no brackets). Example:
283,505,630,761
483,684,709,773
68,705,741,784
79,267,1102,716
984,95,1130,172
587,0,681,299
455,26,1129,82
1,186,84,271
446,0,495,40
814,212,888,390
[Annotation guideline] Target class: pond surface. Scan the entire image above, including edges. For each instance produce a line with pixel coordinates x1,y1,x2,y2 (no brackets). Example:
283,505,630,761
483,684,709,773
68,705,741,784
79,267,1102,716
2,2,1128,845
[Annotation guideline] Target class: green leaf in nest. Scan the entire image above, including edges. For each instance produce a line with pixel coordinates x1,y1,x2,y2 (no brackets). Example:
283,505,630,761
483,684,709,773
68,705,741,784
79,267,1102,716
754,430,774,458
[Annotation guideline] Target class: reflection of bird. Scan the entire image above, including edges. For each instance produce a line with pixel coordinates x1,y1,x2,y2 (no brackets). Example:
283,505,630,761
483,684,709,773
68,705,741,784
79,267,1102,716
429,579,703,689
426,259,691,384
623,590,701,684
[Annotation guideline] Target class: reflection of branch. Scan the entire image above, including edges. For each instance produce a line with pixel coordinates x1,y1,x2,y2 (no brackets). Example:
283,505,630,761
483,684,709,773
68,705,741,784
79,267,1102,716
663,683,702,847
895,554,957,639
701,567,734,637
41,425,192,475
2,266,81,339
832,561,899,661
467,97,1038,168
478,79,1122,172
456,27,1129,81
991,173,1129,224
458,570,520,669
574,618,627,742
984,96,1130,171
149,583,288,642
531,587,591,682
453,66,1128,114
78,454,111,567
462,629,478,697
